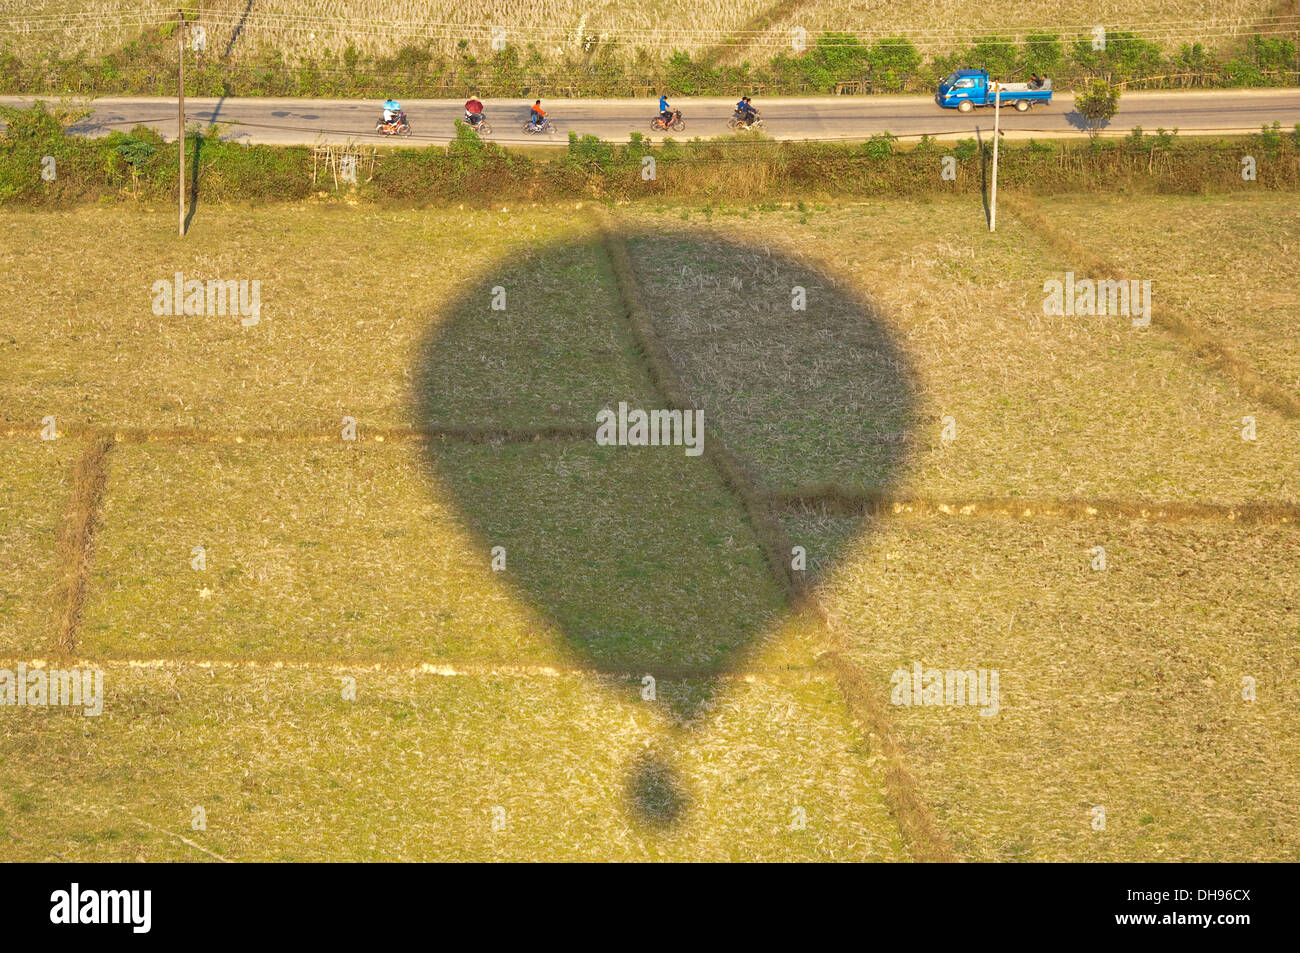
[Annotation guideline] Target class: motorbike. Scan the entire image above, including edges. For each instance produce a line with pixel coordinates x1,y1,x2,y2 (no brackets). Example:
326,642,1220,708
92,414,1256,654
376,116,412,137
727,110,764,131
522,116,555,135
650,108,684,132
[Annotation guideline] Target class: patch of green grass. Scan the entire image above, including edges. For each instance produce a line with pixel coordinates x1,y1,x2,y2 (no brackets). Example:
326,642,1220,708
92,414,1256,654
623,231,916,494
414,235,659,430
430,439,789,679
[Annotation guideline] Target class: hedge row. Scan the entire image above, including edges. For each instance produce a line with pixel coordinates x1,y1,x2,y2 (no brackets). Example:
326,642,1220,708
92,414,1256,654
2,28,1297,99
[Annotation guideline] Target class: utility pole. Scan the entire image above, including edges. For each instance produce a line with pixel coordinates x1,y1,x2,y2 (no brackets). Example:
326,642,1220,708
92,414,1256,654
989,82,1000,232
178,8,186,236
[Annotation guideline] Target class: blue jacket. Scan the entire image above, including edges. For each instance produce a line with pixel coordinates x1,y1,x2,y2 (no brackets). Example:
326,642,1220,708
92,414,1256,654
659,95,669,113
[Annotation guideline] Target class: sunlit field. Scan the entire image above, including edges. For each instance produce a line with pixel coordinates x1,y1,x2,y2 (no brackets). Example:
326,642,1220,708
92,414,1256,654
2,194,1296,860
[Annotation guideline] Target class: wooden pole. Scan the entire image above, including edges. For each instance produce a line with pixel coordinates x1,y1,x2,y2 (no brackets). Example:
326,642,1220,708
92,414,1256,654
990,83,1000,232
178,9,185,236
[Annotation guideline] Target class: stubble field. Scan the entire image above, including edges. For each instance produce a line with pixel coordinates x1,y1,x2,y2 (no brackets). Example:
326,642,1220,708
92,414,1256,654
1,193,1297,860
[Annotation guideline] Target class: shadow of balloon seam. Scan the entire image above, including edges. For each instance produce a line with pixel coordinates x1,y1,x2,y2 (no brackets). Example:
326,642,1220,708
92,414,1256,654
594,213,796,595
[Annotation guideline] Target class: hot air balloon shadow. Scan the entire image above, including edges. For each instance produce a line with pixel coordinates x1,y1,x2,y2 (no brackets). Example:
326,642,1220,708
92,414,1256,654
413,226,917,828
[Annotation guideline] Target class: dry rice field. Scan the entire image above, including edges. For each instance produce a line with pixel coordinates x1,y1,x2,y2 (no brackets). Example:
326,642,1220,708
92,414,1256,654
0,0,1285,63
1,193,1297,860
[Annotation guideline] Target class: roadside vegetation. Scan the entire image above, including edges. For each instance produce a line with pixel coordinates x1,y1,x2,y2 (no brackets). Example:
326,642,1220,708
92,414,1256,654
4,102,1300,208
2,14,1297,98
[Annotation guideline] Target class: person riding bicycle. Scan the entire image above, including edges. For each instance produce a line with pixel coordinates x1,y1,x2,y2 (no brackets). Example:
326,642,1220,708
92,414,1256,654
529,100,547,128
381,99,403,126
465,95,485,128
735,96,758,127
658,92,674,125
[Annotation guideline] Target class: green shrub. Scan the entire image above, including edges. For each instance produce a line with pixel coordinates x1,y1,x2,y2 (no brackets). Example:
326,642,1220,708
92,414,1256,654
1075,80,1121,138
1258,121,1283,158
111,132,158,169
969,36,1018,77
1022,34,1063,75
868,38,920,92
566,132,614,171
862,131,898,159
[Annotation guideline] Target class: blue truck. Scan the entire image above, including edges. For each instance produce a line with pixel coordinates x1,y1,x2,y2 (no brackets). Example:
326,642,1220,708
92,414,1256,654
936,69,1053,112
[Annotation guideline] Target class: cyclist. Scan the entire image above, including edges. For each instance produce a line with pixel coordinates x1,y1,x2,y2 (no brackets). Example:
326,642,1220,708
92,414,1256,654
465,94,485,128
735,96,758,127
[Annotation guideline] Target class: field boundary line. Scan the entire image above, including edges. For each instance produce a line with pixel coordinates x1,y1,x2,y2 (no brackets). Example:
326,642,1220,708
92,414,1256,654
0,655,821,684
53,435,114,656
31,798,233,863
698,0,816,67
596,209,958,863
123,812,232,863
768,491,1300,525
1002,193,1300,420
761,514,961,863
814,648,958,863
2,424,592,445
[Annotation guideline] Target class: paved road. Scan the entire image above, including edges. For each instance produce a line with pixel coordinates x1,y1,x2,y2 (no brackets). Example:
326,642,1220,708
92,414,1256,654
3,90,1298,146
